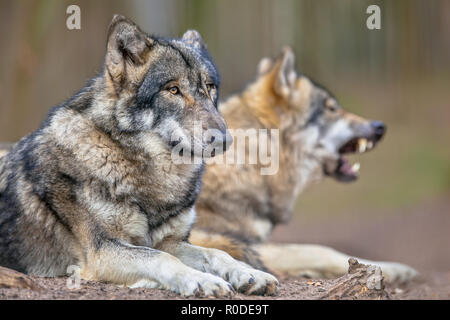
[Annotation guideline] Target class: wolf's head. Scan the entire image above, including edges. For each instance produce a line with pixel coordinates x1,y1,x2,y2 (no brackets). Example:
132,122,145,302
245,47,386,183
91,15,231,159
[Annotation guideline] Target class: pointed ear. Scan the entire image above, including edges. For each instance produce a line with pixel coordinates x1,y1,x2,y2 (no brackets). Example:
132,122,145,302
182,30,206,50
105,15,154,89
273,47,297,98
257,57,273,76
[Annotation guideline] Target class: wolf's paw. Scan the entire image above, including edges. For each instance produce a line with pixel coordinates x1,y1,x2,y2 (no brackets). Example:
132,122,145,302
376,262,419,283
129,271,234,297
177,271,234,297
225,268,279,296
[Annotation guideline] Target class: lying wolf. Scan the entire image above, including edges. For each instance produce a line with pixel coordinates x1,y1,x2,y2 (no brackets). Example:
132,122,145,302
0,15,278,297
190,47,418,283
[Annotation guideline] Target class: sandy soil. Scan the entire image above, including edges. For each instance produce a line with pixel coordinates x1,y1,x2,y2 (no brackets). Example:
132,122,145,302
0,270,449,300
0,195,449,300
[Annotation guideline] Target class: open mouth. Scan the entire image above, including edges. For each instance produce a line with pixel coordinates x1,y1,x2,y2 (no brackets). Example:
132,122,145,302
327,137,379,182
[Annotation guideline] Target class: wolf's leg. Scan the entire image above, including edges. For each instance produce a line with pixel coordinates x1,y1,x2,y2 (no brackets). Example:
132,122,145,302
82,239,233,297
159,241,278,295
189,229,267,271
253,243,418,283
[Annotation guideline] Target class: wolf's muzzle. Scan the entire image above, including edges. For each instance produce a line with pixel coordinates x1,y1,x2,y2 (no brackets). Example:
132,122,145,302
208,130,233,152
370,121,386,141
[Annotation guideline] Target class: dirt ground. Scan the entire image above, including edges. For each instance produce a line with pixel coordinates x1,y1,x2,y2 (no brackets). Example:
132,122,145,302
0,269,449,300
0,195,449,300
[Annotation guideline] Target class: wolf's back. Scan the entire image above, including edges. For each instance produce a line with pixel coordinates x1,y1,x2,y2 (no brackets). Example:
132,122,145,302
0,124,80,276
0,143,13,158
0,140,35,273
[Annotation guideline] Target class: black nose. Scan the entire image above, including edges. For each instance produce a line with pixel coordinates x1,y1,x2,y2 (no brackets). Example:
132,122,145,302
371,121,386,140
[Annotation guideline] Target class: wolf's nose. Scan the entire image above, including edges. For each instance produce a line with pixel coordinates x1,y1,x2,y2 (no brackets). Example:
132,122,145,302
371,121,386,140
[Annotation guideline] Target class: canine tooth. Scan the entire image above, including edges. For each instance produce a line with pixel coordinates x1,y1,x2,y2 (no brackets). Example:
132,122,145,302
352,162,360,172
358,138,367,153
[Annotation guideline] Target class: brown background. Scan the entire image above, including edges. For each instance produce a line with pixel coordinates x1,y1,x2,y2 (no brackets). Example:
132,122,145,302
0,0,449,273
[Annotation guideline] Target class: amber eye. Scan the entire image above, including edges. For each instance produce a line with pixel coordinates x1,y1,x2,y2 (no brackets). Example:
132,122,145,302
168,86,179,95
206,84,215,92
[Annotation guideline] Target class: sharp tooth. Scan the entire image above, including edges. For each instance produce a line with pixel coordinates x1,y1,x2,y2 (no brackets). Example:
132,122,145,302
352,162,360,173
367,141,373,149
358,138,367,153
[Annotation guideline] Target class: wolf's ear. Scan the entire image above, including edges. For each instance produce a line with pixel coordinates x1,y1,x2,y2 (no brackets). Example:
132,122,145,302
257,57,273,76
105,15,154,88
182,30,206,50
273,47,297,99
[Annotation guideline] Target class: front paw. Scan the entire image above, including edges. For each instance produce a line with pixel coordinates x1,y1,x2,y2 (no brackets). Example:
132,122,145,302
130,271,235,297
183,271,235,298
226,268,279,296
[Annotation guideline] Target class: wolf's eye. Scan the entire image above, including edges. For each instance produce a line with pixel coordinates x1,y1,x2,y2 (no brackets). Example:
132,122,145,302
168,86,179,95
327,105,337,112
206,84,216,92
325,99,338,112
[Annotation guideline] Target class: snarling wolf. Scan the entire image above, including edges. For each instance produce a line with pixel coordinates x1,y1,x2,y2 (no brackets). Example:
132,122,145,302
190,47,418,282
0,15,278,297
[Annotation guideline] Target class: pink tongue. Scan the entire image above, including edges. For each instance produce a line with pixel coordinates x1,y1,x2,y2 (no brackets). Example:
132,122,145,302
340,158,355,176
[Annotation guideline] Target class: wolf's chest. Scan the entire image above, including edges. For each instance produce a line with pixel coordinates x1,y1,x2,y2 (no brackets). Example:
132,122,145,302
125,207,196,248
98,160,203,247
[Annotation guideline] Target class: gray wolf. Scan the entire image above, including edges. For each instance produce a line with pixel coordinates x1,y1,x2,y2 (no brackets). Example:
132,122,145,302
0,15,278,297
190,47,418,282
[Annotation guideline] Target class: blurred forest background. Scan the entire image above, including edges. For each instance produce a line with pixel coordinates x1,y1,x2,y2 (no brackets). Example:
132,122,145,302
0,0,449,271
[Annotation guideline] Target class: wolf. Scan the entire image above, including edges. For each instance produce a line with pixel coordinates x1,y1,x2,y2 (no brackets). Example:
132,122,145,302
0,15,278,297
190,47,418,282
0,144,10,158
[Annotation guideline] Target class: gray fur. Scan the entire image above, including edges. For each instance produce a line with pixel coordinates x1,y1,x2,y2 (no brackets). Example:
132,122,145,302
0,15,278,296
